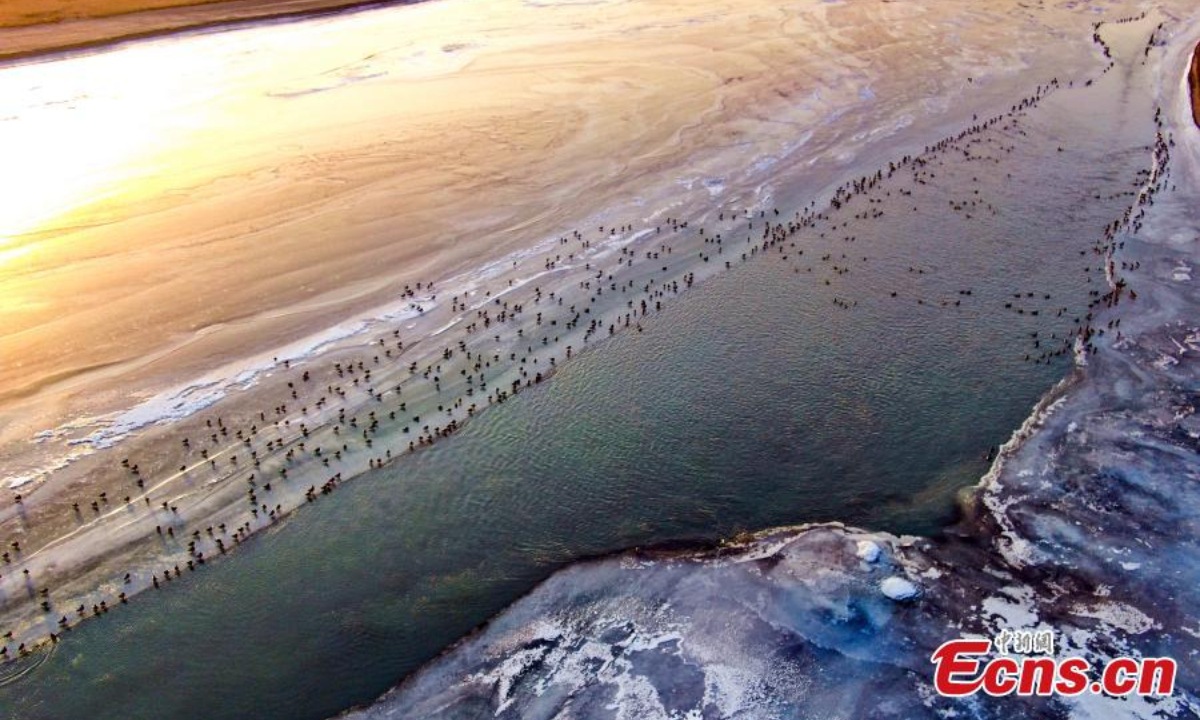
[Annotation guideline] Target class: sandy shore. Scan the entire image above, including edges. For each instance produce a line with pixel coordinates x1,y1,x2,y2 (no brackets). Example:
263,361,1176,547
0,0,1153,656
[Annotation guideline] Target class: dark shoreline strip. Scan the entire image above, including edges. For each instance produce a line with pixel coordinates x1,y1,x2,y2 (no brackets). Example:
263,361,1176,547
1189,40,1200,128
0,0,422,65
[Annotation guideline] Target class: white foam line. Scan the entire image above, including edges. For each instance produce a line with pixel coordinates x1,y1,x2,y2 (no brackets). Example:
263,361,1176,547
15,175,710,494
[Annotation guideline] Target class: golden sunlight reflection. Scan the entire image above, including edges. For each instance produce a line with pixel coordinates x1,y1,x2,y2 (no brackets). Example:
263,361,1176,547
0,1,462,273
0,46,234,257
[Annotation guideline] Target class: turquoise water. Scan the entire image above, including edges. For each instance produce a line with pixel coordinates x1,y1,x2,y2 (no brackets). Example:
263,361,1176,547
0,49,1156,720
